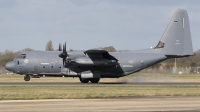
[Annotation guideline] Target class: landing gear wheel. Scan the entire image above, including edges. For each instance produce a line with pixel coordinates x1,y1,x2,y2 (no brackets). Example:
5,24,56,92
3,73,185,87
24,75,30,81
90,78,100,83
79,78,89,83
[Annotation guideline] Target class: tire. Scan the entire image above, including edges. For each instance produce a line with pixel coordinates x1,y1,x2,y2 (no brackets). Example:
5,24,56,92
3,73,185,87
90,78,100,83
24,75,30,81
79,78,89,83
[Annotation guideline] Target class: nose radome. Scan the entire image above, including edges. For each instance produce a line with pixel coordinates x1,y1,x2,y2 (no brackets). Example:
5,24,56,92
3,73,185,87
5,61,15,72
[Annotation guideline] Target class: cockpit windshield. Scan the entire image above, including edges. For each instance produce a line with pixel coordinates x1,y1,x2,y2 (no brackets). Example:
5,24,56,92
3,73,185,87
16,54,26,59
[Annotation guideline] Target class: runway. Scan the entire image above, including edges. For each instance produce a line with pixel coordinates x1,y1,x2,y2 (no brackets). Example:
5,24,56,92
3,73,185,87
0,97,200,112
1,82,200,86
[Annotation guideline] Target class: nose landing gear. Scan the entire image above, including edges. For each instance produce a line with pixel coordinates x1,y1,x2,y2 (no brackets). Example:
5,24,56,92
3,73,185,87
24,75,30,81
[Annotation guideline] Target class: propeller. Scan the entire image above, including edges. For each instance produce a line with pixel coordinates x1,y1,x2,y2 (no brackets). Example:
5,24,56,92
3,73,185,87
59,42,68,66
58,43,62,51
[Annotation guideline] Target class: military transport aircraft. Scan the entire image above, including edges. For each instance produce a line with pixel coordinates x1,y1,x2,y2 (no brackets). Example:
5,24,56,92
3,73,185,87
5,9,193,83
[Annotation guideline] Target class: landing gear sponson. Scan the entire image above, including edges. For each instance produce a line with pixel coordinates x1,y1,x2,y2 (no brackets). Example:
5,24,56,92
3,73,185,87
79,78,100,83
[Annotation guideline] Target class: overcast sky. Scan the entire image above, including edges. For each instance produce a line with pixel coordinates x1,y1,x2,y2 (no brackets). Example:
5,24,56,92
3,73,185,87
0,0,200,52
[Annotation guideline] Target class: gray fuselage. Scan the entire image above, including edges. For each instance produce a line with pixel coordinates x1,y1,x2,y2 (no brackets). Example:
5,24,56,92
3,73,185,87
6,49,167,78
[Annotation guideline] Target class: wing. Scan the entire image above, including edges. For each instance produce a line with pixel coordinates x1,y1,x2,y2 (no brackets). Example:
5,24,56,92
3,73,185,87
73,49,118,66
84,49,118,61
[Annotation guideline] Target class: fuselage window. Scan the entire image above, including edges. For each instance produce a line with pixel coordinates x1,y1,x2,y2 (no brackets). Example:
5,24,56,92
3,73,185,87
17,54,26,59
20,54,26,59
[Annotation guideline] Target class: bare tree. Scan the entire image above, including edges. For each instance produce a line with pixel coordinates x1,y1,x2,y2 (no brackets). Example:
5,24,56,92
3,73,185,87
118,49,131,52
99,46,116,52
45,40,54,51
21,48,34,52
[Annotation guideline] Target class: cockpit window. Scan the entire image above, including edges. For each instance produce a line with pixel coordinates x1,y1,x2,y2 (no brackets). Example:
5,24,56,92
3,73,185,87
17,54,26,59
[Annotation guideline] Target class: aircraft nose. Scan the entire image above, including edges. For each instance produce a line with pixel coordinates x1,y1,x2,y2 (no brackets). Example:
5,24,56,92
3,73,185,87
5,61,15,72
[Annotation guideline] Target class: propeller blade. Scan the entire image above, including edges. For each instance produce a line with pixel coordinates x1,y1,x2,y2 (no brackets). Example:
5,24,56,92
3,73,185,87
63,44,65,53
63,58,65,66
58,43,62,51
64,42,66,54
59,42,68,66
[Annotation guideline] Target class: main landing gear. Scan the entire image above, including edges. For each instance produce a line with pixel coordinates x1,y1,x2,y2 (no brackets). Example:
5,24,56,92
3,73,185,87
79,78,100,83
24,75,30,81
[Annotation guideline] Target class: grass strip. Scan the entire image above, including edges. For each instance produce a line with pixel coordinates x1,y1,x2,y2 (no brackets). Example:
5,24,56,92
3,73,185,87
0,86,200,100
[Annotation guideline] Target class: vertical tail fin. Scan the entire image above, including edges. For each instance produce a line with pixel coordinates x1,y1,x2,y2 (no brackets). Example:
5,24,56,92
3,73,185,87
155,9,193,57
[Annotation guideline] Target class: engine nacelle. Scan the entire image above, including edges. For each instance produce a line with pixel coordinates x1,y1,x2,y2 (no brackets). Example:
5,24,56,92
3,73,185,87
61,68,78,76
